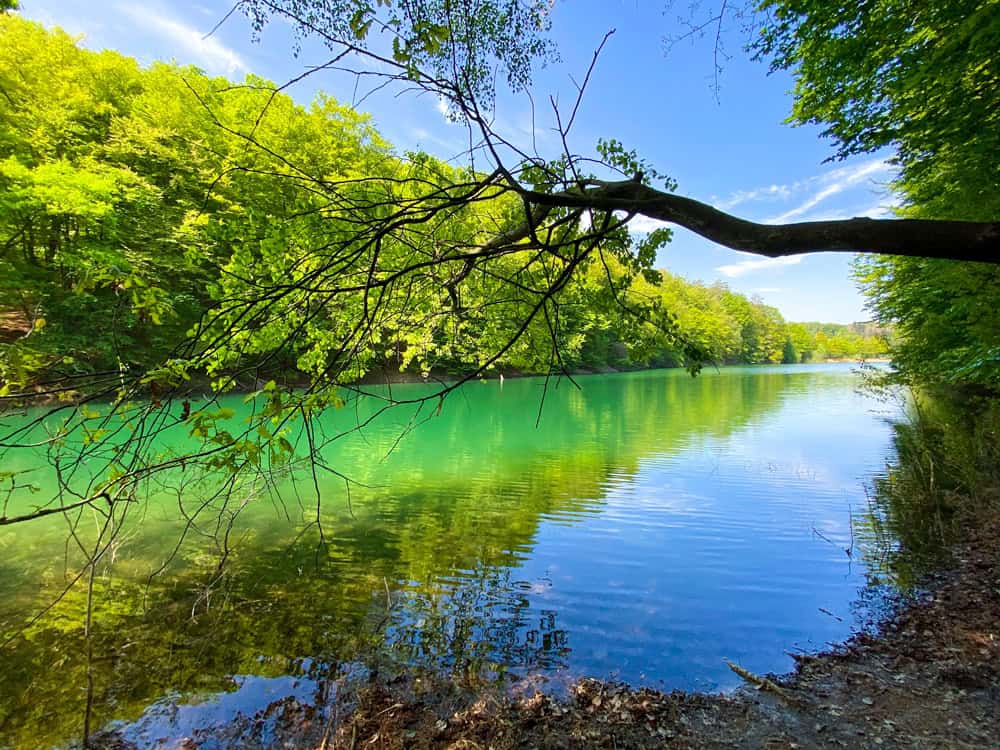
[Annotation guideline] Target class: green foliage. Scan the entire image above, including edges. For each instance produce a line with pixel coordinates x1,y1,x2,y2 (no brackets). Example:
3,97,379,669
755,0,999,214
559,263,887,371
242,0,557,107
785,320,890,363
757,0,1000,391
595,138,677,192
854,256,1000,388
859,391,1000,588
0,16,894,407
0,16,388,389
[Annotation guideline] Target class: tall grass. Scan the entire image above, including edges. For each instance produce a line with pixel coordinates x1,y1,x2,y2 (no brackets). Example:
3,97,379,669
860,387,1000,588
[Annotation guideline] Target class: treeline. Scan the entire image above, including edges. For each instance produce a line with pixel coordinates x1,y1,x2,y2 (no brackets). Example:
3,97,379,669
793,1,1000,395
566,274,888,372
0,17,885,393
758,0,1000,578
0,15,396,390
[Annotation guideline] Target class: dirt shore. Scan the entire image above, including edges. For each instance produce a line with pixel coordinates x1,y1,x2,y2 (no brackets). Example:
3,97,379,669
93,496,999,750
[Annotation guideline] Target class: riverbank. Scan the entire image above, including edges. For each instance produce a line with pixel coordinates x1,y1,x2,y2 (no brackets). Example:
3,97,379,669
2,358,874,408
94,489,999,750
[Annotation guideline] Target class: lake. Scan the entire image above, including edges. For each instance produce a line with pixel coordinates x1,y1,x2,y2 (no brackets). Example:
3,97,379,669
0,364,902,749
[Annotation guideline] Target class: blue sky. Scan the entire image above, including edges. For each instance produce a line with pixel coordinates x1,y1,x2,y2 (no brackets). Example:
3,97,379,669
17,0,900,323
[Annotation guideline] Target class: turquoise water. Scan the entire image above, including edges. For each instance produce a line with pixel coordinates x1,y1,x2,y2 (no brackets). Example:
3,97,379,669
0,364,899,748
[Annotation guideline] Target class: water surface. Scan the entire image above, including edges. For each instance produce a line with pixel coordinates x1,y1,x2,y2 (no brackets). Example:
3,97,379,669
0,365,900,748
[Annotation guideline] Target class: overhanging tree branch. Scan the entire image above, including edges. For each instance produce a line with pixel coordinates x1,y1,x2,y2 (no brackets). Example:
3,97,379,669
238,0,999,265
514,180,1000,263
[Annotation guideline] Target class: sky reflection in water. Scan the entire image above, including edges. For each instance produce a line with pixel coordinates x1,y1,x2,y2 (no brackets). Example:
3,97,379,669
0,365,901,748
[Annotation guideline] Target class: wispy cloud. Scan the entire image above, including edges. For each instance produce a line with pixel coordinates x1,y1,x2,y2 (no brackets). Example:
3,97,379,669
616,159,899,254
627,215,670,234
710,158,898,223
436,95,451,120
716,254,803,278
855,195,902,219
117,4,246,75
715,184,792,211
765,159,894,224
767,194,903,224
408,127,465,156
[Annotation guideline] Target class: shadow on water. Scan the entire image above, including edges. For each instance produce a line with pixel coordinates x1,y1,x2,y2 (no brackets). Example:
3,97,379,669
0,366,905,748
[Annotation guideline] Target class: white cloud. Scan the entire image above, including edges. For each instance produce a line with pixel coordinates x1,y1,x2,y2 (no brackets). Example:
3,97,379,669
708,158,898,224
765,159,894,224
855,196,902,219
605,159,900,267
627,215,670,234
407,127,465,155
782,209,851,223
769,193,904,224
117,4,246,75
715,183,792,211
716,254,803,278
436,95,451,119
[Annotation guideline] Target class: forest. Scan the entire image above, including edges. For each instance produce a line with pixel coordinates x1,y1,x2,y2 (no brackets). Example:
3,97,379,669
0,15,888,399
1,0,999,748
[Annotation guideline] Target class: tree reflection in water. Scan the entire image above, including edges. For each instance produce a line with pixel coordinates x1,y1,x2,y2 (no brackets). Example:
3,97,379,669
1,367,891,749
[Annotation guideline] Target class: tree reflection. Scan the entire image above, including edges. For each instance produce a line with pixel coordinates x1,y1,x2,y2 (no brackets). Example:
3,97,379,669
1,369,802,748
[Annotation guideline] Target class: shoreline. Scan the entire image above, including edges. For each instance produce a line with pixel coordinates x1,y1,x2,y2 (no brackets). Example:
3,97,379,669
96,498,999,749
2,359,882,408
353,358,887,386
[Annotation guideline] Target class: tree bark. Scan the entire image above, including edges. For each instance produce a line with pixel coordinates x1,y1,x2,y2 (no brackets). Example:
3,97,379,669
518,180,1000,263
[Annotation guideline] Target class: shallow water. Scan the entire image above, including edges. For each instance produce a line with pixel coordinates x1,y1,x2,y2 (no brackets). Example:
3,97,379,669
0,364,900,748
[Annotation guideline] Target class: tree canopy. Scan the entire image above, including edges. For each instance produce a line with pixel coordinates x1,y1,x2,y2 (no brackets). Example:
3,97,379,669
752,0,1000,389
0,0,997,529
236,0,998,261
0,6,997,746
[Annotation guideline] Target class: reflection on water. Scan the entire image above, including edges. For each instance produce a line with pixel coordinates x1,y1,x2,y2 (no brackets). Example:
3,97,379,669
0,365,902,748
